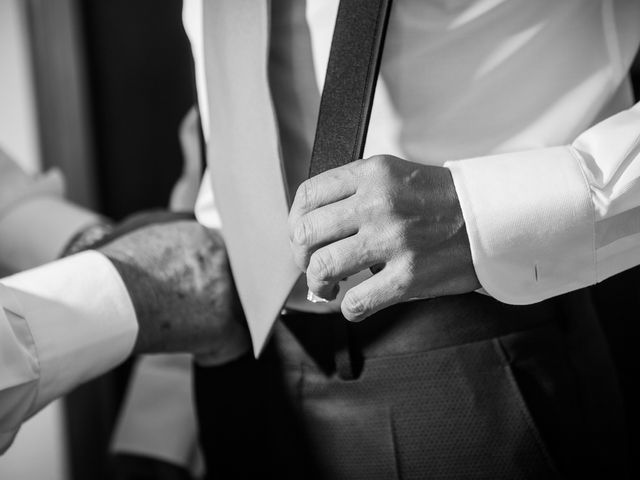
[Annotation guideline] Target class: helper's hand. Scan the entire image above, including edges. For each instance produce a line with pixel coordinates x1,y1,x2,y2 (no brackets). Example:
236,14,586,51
95,211,250,363
288,155,481,321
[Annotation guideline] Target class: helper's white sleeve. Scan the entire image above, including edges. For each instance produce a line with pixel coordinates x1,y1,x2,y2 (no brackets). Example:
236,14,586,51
0,162,101,272
0,197,101,272
0,251,137,454
446,102,640,304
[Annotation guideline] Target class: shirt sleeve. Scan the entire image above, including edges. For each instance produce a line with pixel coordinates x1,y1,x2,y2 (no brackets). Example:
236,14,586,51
0,251,138,454
0,150,64,220
0,157,101,272
446,101,640,304
0,197,101,272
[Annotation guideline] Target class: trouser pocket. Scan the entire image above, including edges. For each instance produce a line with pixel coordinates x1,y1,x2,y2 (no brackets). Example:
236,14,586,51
497,324,628,479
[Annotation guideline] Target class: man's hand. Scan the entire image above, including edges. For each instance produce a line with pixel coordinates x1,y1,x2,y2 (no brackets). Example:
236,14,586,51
289,155,480,322
96,212,250,363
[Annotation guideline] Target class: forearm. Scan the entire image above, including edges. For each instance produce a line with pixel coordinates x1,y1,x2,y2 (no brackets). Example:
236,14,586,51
98,216,249,360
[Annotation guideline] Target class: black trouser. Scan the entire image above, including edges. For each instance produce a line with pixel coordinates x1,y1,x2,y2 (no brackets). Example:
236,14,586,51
195,290,628,479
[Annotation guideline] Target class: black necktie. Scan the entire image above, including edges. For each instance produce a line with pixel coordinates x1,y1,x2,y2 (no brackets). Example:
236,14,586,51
308,0,394,380
308,0,393,178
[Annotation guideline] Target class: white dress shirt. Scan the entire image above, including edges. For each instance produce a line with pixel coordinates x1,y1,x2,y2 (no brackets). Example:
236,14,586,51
2,0,640,457
188,0,640,315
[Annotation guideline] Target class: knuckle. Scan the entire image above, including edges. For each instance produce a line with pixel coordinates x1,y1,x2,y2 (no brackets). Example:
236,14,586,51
396,278,412,300
375,190,396,213
349,158,366,170
292,218,313,246
342,292,367,318
354,188,394,221
388,222,411,249
296,179,315,210
368,155,389,172
402,249,419,271
407,252,425,282
395,259,419,297
308,250,334,282
351,192,368,217
396,262,414,288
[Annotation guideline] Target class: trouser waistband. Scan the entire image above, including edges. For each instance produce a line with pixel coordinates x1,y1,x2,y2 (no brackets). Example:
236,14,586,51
275,291,565,379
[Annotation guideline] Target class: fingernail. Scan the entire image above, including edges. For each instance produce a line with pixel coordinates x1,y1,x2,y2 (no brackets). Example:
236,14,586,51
307,290,329,303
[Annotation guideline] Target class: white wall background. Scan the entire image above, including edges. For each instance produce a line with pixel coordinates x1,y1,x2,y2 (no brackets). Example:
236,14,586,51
0,0,40,172
0,0,69,478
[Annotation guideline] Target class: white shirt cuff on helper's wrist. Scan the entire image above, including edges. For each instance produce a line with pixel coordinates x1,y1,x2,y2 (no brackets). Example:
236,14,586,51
1,251,138,417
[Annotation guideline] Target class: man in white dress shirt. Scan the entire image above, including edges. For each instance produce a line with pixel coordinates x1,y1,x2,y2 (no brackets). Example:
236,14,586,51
3,1,640,478
116,3,640,476
187,1,639,478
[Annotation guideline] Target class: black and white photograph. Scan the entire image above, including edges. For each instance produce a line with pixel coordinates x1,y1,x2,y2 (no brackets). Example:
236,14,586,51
1,0,639,478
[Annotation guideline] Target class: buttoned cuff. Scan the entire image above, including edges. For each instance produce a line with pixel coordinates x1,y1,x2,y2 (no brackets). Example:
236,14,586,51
0,251,138,414
446,146,596,304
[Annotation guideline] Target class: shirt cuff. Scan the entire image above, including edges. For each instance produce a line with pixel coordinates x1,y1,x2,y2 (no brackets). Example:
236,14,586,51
446,146,596,304
0,196,101,272
0,251,138,414
0,287,38,443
